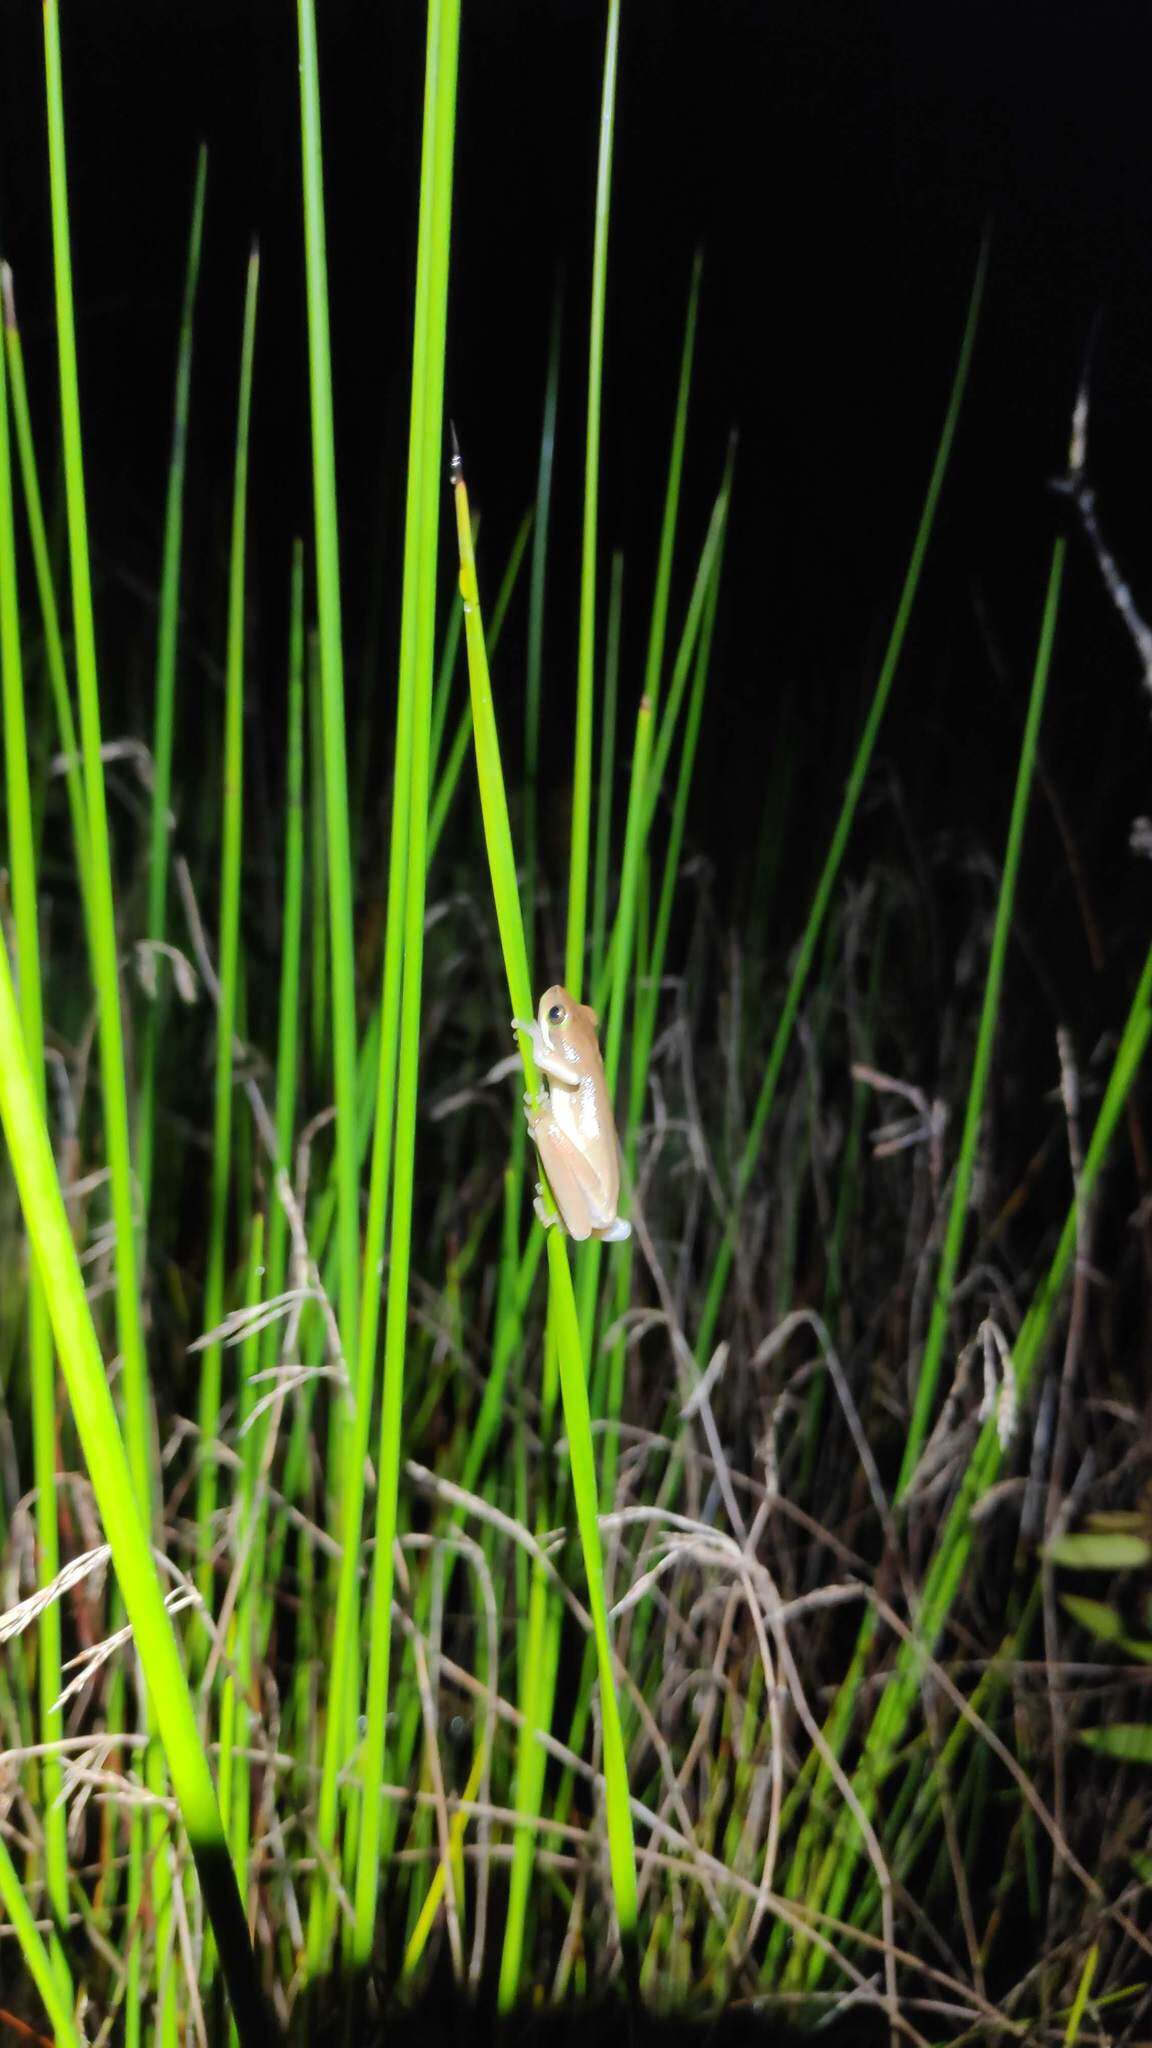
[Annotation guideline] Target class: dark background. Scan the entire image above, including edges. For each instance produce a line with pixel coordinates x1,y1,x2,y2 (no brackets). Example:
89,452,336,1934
1,0,1151,981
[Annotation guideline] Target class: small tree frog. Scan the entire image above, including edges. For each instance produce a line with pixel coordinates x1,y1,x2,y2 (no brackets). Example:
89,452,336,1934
511,983,632,1243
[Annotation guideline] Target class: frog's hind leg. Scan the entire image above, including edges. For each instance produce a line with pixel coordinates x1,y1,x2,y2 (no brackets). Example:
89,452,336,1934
527,1116,599,1241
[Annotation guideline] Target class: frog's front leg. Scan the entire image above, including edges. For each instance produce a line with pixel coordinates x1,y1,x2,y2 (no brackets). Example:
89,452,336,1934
511,1016,578,1089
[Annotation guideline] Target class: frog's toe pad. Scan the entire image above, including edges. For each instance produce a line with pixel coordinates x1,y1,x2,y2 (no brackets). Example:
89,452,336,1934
597,1216,632,1243
533,1188,558,1229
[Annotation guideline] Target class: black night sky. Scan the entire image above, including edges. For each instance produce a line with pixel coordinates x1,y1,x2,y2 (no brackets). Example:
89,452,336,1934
1,2,1151,994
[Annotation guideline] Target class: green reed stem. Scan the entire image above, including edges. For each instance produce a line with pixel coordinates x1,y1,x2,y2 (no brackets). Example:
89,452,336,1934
297,0,361,1477
0,1833,82,2048
260,541,306,1386
195,246,260,1599
636,482,729,1101
428,505,533,862
42,0,151,1520
591,464,729,1024
226,1216,264,1893
1,263,92,936
349,0,461,1969
524,278,563,942
641,249,702,729
566,0,620,998
0,924,266,2042
0,265,71,1980
453,451,638,1965
591,550,624,983
306,633,328,1078
138,144,208,1223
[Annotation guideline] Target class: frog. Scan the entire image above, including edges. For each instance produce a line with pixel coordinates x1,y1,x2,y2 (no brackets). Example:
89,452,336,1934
511,983,632,1243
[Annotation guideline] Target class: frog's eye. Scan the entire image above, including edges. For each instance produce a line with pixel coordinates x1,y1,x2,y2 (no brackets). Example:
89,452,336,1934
547,1002,566,1026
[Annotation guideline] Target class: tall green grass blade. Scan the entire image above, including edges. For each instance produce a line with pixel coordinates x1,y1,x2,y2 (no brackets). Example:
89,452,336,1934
195,245,260,1599
1063,1943,1099,2046
641,249,702,728
0,1834,82,2048
0,925,266,2043
897,541,1065,1493
429,553,468,791
452,451,638,1965
250,558,307,1744
693,237,989,1370
452,470,535,1067
575,686,653,1361
1,263,91,934
591,465,730,1022
497,1270,565,2011
546,1228,639,1951
509,299,720,1896
295,0,374,1958
524,280,563,939
604,699,654,1095
0,260,70,1983
260,540,306,1392
42,0,151,1518
38,30,182,2004
591,550,624,983
297,0,361,1482
499,1555,562,2008
138,144,208,1223
225,1216,265,1894
565,0,621,998
428,504,533,862
349,0,462,1969
306,633,329,1078
334,655,417,1919
596,478,730,1523
806,837,1152,1971
457,1216,546,1500
635,479,729,1099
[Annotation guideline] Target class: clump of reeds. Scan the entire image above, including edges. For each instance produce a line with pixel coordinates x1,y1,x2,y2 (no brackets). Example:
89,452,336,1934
1,4,1150,2045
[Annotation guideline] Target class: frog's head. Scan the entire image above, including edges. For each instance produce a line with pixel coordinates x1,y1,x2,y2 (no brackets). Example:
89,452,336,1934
537,984,599,1061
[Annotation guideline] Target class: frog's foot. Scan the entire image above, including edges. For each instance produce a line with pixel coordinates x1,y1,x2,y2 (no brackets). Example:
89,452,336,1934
522,1088,548,1131
595,1215,632,1244
533,1185,559,1229
511,1016,540,1051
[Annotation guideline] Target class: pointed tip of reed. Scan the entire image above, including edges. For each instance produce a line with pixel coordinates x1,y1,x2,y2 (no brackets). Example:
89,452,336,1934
0,261,14,333
448,418,464,485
